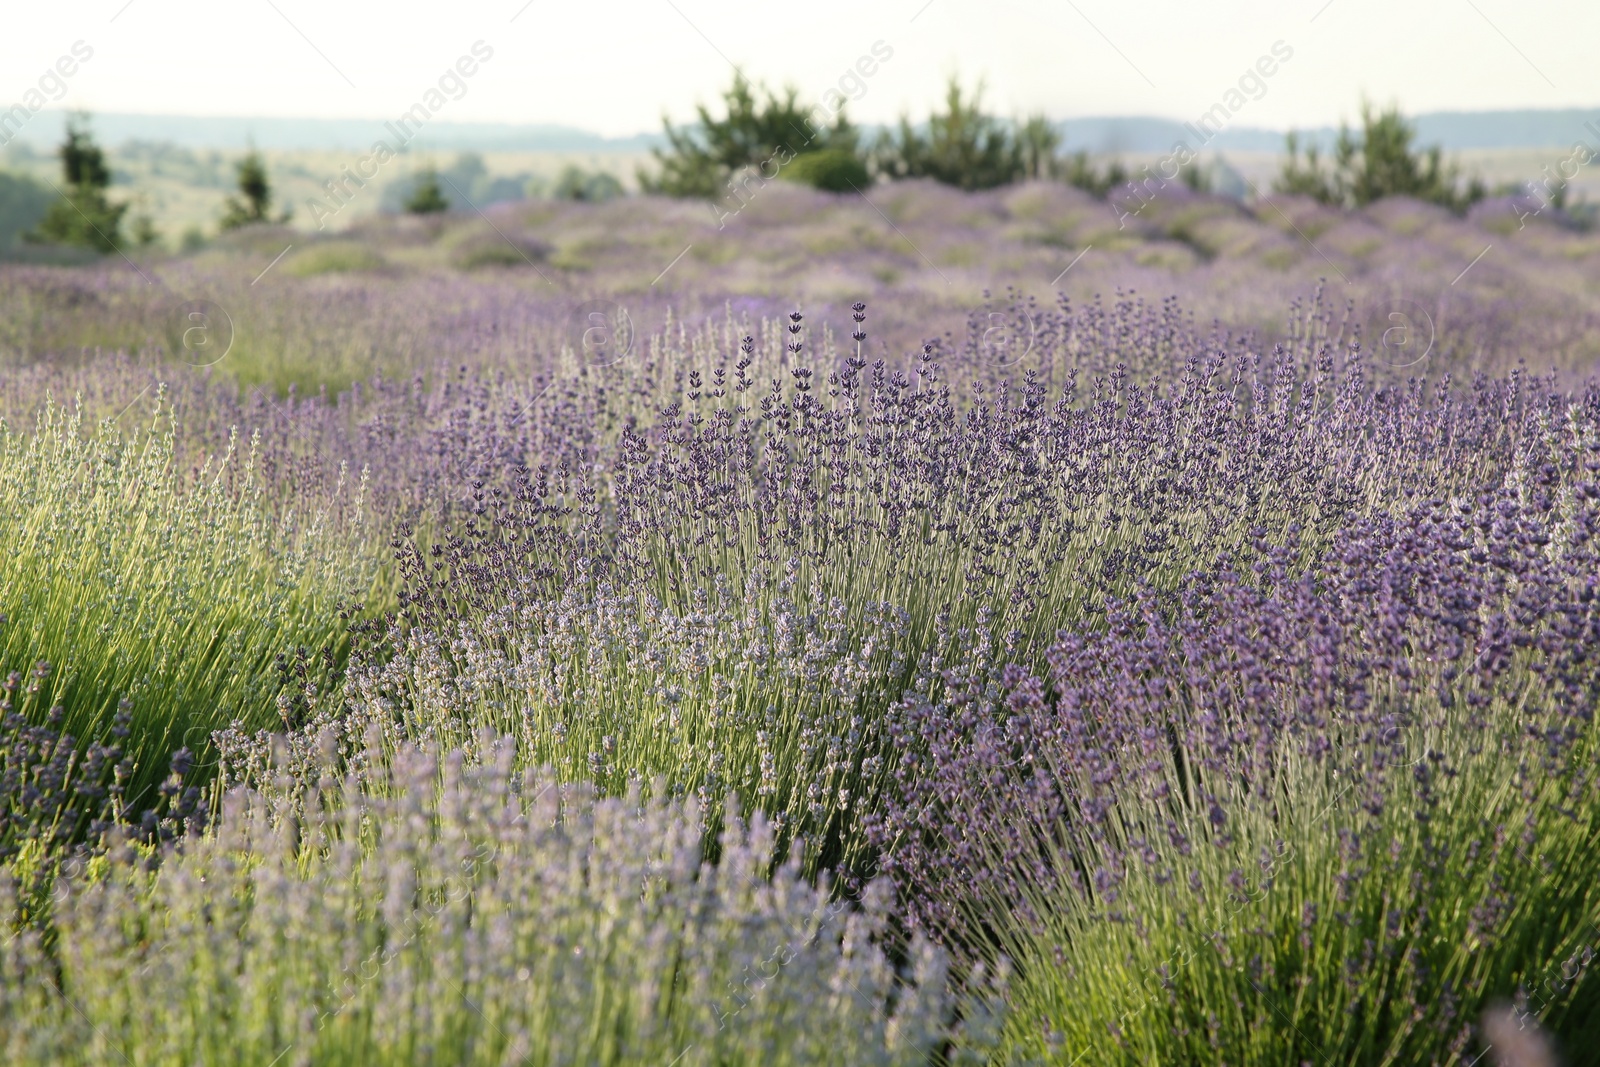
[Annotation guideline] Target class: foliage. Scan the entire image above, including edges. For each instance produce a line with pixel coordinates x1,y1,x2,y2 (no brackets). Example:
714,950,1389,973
641,72,861,199
129,213,160,247
1181,159,1213,192
284,241,389,276
449,231,551,269
404,168,449,214
0,398,382,812
1016,115,1062,182
1060,149,1130,196
0,660,206,933
782,148,871,192
57,116,113,190
0,670,134,864
219,149,288,229
874,401,1600,1061
874,77,1022,191
3,270,1600,1065
27,115,127,253
385,153,534,213
1014,121,1176,201
1276,101,1486,214
551,164,624,202
225,294,1541,888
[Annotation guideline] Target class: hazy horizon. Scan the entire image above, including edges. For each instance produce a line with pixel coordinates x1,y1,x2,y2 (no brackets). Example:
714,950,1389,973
5,106,1598,158
6,1,1597,141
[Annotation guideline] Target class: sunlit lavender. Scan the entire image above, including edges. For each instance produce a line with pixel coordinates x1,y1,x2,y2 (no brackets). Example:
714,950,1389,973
3,249,1600,1062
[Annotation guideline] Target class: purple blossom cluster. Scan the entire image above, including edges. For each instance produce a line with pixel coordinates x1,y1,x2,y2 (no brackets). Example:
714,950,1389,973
321,292,1574,878
868,386,1600,1057
0,663,132,860
0,656,204,924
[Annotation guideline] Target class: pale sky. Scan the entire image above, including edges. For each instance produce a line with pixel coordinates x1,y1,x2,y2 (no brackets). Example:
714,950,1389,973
5,1,1595,137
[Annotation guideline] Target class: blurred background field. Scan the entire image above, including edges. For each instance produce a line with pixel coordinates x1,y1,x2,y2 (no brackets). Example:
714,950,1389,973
6,94,1599,401
0,140,646,249
3,167,1598,397
4,137,1598,248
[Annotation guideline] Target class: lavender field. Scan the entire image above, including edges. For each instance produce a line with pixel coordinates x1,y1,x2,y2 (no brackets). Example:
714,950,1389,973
4,163,1600,1066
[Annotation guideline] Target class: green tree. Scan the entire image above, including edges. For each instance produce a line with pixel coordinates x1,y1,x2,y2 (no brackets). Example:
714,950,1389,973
640,72,860,198
130,213,160,248
1276,131,1338,203
1276,102,1485,214
1181,159,1213,193
1017,115,1062,181
1059,151,1127,197
405,167,449,214
552,165,624,202
875,77,1022,191
219,149,288,229
1012,116,1149,197
781,149,870,193
28,114,127,253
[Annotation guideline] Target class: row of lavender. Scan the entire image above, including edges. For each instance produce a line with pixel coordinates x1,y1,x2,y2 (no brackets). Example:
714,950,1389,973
1,290,1594,1062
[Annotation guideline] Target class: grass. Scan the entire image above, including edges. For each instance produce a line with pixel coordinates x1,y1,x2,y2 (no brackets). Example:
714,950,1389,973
452,233,552,270
0,395,385,809
284,241,390,277
999,696,1600,1063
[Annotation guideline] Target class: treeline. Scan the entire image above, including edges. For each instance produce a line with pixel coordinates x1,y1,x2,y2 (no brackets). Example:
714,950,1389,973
640,73,1155,201
4,90,1575,257
1274,101,1486,214
645,74,1510,220
6,113,279,254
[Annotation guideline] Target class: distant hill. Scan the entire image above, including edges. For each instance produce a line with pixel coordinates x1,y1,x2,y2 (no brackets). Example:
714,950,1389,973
10,112,660,153
1060,109,1600,154
1408,109,1600,149
10,107,1600,155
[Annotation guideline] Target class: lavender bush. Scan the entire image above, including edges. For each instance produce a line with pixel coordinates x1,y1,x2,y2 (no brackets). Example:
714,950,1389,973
0,397,383,811
287,294,1561,881
0,734,991,1067
872,395,1600,1060
0,652,210,944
